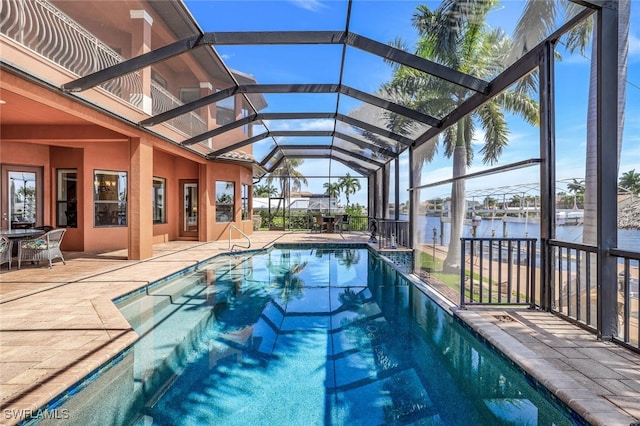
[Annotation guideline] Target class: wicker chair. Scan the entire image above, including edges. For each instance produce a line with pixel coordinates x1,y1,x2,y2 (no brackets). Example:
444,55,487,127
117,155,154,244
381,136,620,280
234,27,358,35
18,228,66,269
313,214,328,233
0,236,12,271
333,215,344,233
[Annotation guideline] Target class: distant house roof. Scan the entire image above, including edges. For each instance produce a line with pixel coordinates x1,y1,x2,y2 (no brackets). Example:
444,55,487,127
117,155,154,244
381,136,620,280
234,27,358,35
253,195,337,210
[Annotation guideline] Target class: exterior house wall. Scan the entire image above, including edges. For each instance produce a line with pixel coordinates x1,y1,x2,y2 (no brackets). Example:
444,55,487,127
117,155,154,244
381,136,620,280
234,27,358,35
0,0,259,260
206,162,254,240
152,150,176,244
83,142,131,252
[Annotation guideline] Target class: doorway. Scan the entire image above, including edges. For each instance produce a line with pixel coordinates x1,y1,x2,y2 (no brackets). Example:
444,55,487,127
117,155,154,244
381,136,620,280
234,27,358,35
1,165,43,231
180,180,198,238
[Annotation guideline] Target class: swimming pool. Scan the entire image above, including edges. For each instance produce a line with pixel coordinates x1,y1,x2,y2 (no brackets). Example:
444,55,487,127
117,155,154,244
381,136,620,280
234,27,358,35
42,245,580,425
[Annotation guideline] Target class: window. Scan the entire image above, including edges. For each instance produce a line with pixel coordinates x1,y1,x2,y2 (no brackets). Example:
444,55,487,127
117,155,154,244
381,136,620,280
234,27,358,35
151,70,167,89
179,88,200,104
241,184,250,220
94,170,127,227
216,181,234,222
216,89,235,125
57,169,77,228
153,177,166,224
241,107,250,135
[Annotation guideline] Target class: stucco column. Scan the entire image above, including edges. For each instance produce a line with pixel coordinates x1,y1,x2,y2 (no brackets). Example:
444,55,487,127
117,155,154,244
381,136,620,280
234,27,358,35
199,162,211,241
130,10,153,114
129,137,153,259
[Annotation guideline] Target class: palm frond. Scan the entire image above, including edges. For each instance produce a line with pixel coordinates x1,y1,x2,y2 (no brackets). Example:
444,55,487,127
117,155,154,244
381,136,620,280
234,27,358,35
477,100,508,165
508,0,558,63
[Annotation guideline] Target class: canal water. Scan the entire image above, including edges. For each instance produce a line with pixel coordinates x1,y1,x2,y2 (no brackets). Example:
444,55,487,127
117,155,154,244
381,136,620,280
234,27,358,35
417,215,640,253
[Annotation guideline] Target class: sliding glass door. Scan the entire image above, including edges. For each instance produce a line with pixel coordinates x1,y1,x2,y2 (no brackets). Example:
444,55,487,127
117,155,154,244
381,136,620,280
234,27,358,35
1,165,43,230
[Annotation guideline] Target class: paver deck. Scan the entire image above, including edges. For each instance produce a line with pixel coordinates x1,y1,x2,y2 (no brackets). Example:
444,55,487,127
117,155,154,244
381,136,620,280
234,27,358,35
0,231,638,425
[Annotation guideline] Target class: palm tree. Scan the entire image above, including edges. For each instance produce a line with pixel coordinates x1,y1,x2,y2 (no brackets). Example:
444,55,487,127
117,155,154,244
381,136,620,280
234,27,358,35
619,169,640,195
266,158,308,209
338,173,362,209
323,181,341,211
267,251,308,302
511,1,630,246
566,178,585,210
385,0,538,273
253,183,278,198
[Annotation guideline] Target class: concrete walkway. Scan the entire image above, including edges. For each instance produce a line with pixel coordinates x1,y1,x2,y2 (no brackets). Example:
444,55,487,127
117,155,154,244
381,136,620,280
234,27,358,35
0,231,638,425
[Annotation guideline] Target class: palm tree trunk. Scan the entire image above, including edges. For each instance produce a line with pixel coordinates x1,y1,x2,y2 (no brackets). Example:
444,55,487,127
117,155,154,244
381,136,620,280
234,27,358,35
581,2,628,325
583,0,628,246
444,144,467,273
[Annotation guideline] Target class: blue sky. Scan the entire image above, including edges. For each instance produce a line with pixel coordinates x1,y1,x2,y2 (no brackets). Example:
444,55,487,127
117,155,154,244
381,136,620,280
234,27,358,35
185,0,640,208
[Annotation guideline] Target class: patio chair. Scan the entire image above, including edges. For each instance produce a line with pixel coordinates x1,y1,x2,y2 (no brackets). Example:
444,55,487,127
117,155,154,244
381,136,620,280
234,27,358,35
333,215,344,233
0,236,12,271
17,228,67,269
314,215,328,233
310,215,320,233
340,214,350,233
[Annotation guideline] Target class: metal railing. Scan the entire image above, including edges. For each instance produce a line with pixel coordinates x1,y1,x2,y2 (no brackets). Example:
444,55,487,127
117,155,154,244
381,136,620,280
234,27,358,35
344,215,369,232
460,237,537,308
1,0,141,103
150,82,207,137
1,0,206,138
548,240,598,332
548,241,640,352
229,224,251,252
610,247,640,351
375,219,410,250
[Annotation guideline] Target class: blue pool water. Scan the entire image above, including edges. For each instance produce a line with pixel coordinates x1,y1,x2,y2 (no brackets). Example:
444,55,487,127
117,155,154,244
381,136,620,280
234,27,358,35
112,246,578,425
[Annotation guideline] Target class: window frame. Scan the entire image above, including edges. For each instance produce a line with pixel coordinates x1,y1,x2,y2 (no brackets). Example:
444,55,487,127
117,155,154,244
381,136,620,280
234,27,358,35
93,169,127,227
153,176,166,224
216,89,235,125
215,181,235,223
56,169,77,228
241,183,250,220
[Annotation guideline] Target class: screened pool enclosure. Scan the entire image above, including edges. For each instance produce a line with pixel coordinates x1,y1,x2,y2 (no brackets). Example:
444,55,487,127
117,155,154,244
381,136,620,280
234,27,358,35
57,0,637,351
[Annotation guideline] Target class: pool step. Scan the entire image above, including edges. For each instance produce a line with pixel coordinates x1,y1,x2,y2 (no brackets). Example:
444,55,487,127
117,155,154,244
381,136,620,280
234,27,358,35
116,270,231,405
120,272,215,331
127,284,221,405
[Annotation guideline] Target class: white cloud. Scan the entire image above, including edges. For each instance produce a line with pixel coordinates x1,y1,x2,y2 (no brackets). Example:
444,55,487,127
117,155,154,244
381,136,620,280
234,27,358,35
287,0,326,12
263,118,334,132
471,129,485,146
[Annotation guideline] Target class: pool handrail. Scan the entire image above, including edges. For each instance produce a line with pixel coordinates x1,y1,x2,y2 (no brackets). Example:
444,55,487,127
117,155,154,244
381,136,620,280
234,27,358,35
229,224,251,251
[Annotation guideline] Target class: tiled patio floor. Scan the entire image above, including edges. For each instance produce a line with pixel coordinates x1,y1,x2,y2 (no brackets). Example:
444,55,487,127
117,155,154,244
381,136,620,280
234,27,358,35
0,231,638,425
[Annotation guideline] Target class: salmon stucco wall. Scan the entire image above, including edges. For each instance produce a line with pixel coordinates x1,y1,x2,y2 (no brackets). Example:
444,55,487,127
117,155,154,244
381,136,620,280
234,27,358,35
82,142,130,252
152,150,179,243
207,162,254,241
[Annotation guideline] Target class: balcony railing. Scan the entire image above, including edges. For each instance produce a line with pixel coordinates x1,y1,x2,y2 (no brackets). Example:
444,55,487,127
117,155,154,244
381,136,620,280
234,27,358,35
548,240,598,331
151,82,207,137
1,0,206,138
460,237,537,308
610,247,640,351
375,219,410,250
1,0,141,105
